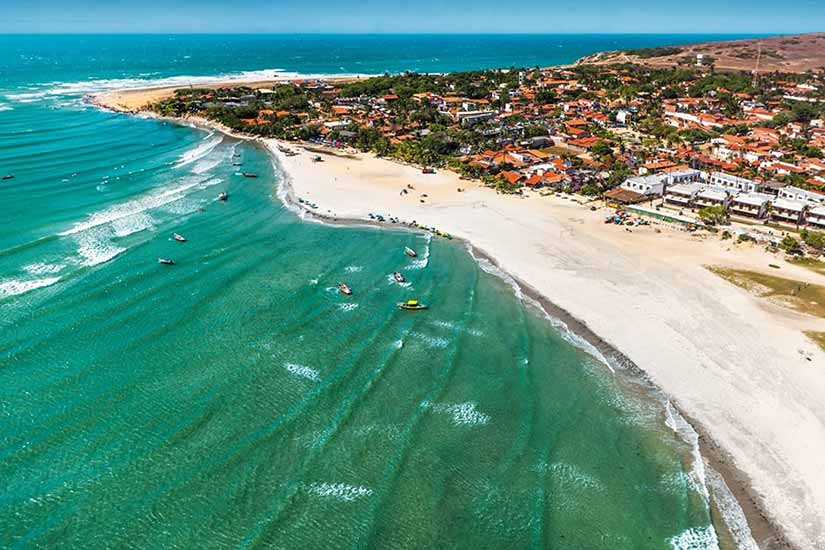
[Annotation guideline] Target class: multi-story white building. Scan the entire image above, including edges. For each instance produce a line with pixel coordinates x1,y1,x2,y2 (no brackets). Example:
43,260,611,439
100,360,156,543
707,172,761,193
729,192,773,219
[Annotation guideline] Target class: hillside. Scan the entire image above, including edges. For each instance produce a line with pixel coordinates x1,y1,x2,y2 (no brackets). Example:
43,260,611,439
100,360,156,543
576,32,825,73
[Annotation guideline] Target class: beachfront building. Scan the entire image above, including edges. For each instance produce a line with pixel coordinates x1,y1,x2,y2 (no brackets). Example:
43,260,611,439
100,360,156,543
694,187,730,209
770,198,807,226
707,172,761,193
778,186,825,205
664,182,704,207
621,174,668,197
729,192,773,220
807,205,825,229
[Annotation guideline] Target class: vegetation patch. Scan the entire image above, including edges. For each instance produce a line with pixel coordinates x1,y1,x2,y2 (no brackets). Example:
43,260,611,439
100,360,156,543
707,266,825,319
804,331,825,352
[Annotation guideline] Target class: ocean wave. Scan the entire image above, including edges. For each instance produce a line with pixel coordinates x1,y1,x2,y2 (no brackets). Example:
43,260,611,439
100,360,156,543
422,400,490,426
408,331,449,349
305,482,373,502
23,262,65,275
0,103,12,112
664,400,709,501
175,134,222,169
343,265,363,273
668,526,720,550
58,175,219,237
0,276,61,298
338,302,359,312
5,68,377,104
283,362,320,382
74,228,126,267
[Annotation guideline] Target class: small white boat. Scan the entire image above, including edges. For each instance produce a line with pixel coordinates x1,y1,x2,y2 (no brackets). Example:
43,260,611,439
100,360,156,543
173,233,186,243
217,192,228,201
393,271,406,283
338,282,352,295
158,258,175,265
404,247,417,258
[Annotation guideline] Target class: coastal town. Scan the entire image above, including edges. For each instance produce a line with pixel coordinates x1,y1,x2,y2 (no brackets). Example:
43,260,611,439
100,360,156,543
151,57,825,256
134,54,825,548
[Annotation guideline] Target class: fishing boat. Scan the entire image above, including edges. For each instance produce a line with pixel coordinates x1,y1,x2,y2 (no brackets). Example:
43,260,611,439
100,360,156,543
173,233,186,243
393,271,406,283
311,155,323,163
217,192,228,201
338,282,352,295
404,247,417,258
158,258,175,265
242,173,258,178
398,299,427,311
2,174,14,180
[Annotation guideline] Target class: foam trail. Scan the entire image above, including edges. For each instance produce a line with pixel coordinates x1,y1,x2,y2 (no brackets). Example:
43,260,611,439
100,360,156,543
58,176,220,237
175,135,222,169
283,363,320,382
668,526,720,550
0,277,60,298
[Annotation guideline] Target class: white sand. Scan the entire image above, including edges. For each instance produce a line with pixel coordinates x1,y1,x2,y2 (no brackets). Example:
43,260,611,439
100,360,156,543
268,140,825,549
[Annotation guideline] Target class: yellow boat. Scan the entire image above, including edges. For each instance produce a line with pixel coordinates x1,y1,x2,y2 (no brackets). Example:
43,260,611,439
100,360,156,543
398,299,428,311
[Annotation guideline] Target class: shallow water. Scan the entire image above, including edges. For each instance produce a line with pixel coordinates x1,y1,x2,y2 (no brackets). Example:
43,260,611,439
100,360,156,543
0,34,740,548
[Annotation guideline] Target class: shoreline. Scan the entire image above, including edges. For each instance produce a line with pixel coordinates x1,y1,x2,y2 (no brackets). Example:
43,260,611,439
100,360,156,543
267,137,789,549
89,93,825,549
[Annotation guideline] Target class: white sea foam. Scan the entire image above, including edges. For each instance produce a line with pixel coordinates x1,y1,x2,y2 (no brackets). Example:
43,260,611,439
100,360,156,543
283,362,320,382
111,211,155,238
306,482,373,502
422,400,490,426
343,265,363,273
0,103,12,112
0,277,60,298
59,175,219,237
668,526,720,550
705,468,759,550
175,135,222,169
338,302,359,312
664,400,709,501
75,229,126,267
409,331,449,349
6,69,376,104
23,262,65,276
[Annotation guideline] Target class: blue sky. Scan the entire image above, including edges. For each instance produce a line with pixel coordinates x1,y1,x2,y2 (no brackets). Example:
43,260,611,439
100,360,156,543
3,0,824,33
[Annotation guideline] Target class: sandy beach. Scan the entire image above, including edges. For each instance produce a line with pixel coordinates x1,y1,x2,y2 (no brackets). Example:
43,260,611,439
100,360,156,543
265,140,825,549
92,88,825,549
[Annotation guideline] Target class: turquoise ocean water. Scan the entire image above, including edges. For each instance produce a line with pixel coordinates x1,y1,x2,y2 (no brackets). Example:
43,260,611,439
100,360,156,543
0,35,758,548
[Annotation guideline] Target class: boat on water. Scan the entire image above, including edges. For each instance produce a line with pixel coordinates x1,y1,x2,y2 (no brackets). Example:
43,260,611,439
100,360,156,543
398,299,427,311
158,258,175,265
217,192,229,201
393,271,406,283
2,174,14,180
173,233,186,243
242,173,258,178
232,162,242,166
404,247,417,258
338,282,352,295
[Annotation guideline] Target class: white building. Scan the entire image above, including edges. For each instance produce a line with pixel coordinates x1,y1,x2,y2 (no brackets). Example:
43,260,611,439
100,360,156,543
778,186,825,205
664,182,704,207
807,205,825,229
621,174,667,196
729,192,773,219
771,198,806,226
707,172,761,193
694,187,730,209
